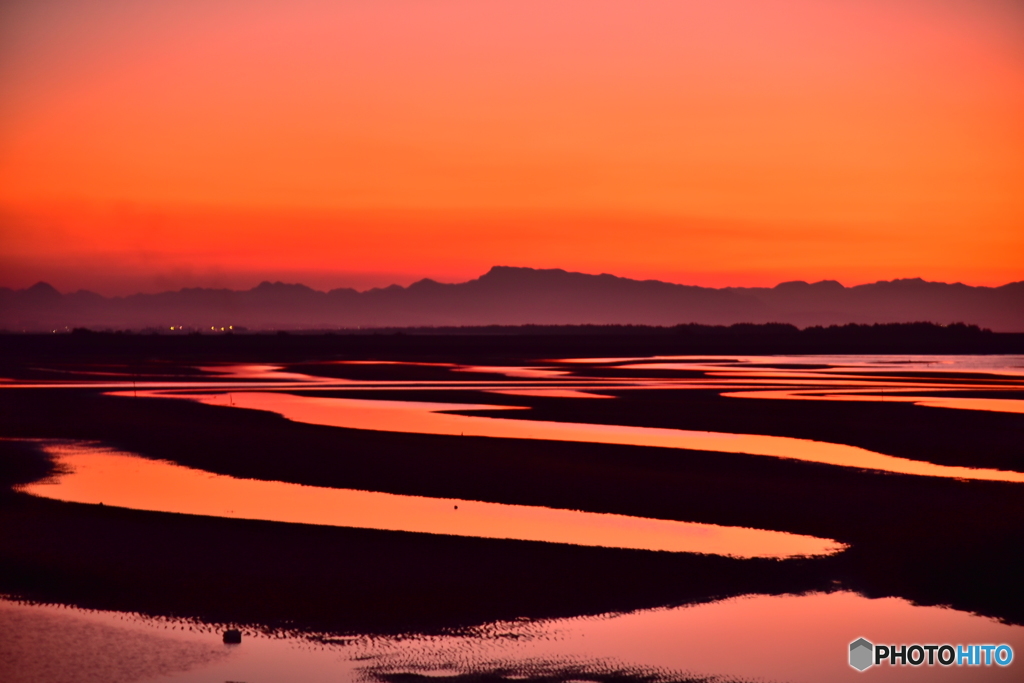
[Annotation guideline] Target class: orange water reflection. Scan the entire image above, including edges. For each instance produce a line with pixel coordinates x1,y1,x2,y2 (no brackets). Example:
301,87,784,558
566,354,1024,375
485,388,612,399
196,364,338,382
135,391,1024,483
0,598,229,683
5,355,1024,418
366,591,1024,683
21,442,844,558
6,591,1021,683
722,390,1024,414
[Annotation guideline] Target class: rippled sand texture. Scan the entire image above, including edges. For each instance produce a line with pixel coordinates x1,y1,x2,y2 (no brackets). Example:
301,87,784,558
4,591,1024,683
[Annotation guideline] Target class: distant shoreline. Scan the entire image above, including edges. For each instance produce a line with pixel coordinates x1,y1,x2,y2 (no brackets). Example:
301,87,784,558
2,323,1023,363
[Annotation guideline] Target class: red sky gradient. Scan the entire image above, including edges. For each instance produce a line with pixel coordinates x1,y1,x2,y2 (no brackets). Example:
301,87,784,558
1,0,1022,294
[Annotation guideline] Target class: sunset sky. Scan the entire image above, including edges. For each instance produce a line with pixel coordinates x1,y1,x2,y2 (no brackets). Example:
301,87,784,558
1,0,1022,295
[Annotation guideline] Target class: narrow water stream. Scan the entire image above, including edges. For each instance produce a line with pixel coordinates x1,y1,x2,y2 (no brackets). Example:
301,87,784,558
20,440,845,558
132,390,1024,483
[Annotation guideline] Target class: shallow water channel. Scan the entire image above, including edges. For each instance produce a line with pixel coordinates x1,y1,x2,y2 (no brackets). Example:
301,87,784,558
20,440,844,558
124,389,1024,483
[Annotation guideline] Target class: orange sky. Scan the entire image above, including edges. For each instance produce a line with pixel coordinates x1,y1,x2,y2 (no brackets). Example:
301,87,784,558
1,0,1022,294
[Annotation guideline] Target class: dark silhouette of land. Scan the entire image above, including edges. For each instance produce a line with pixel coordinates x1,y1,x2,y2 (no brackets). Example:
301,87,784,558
3,266,1022,331
1,342,1022,637
0,323,1021,374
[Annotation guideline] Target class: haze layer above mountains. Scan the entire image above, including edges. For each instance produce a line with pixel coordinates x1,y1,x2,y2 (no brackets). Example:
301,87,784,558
3,267,1023,332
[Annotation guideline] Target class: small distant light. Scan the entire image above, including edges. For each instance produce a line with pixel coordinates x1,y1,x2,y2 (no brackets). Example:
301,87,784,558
229,325,233,330
211,327,215,330
220,327,225,331
170,326,174,330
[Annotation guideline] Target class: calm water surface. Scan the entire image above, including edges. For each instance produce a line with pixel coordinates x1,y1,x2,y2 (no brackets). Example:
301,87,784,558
130,390,1024,483
6,355,1024,419
20,440,843,558
3,591,1022,683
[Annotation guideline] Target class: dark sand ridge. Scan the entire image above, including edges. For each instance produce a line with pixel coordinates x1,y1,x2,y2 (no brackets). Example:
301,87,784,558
2,368,1023,633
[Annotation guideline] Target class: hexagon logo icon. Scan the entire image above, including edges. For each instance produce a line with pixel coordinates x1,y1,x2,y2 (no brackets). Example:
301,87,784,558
850,638,874,671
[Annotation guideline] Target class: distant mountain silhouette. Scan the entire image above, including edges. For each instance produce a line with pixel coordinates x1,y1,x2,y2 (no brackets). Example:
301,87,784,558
2,266,1022,331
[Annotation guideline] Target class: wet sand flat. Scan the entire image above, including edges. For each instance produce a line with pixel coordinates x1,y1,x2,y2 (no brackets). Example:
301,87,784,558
1,338,1023,679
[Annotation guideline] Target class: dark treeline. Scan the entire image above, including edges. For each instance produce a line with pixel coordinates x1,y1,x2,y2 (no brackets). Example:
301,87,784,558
363,321,995,337
1,322,1021,366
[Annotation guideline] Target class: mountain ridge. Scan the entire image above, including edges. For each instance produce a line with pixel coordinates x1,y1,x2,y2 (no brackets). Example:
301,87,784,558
2,266,1022,332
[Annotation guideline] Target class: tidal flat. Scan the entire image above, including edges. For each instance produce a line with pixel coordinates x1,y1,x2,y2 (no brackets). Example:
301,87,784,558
1,333,1023,681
